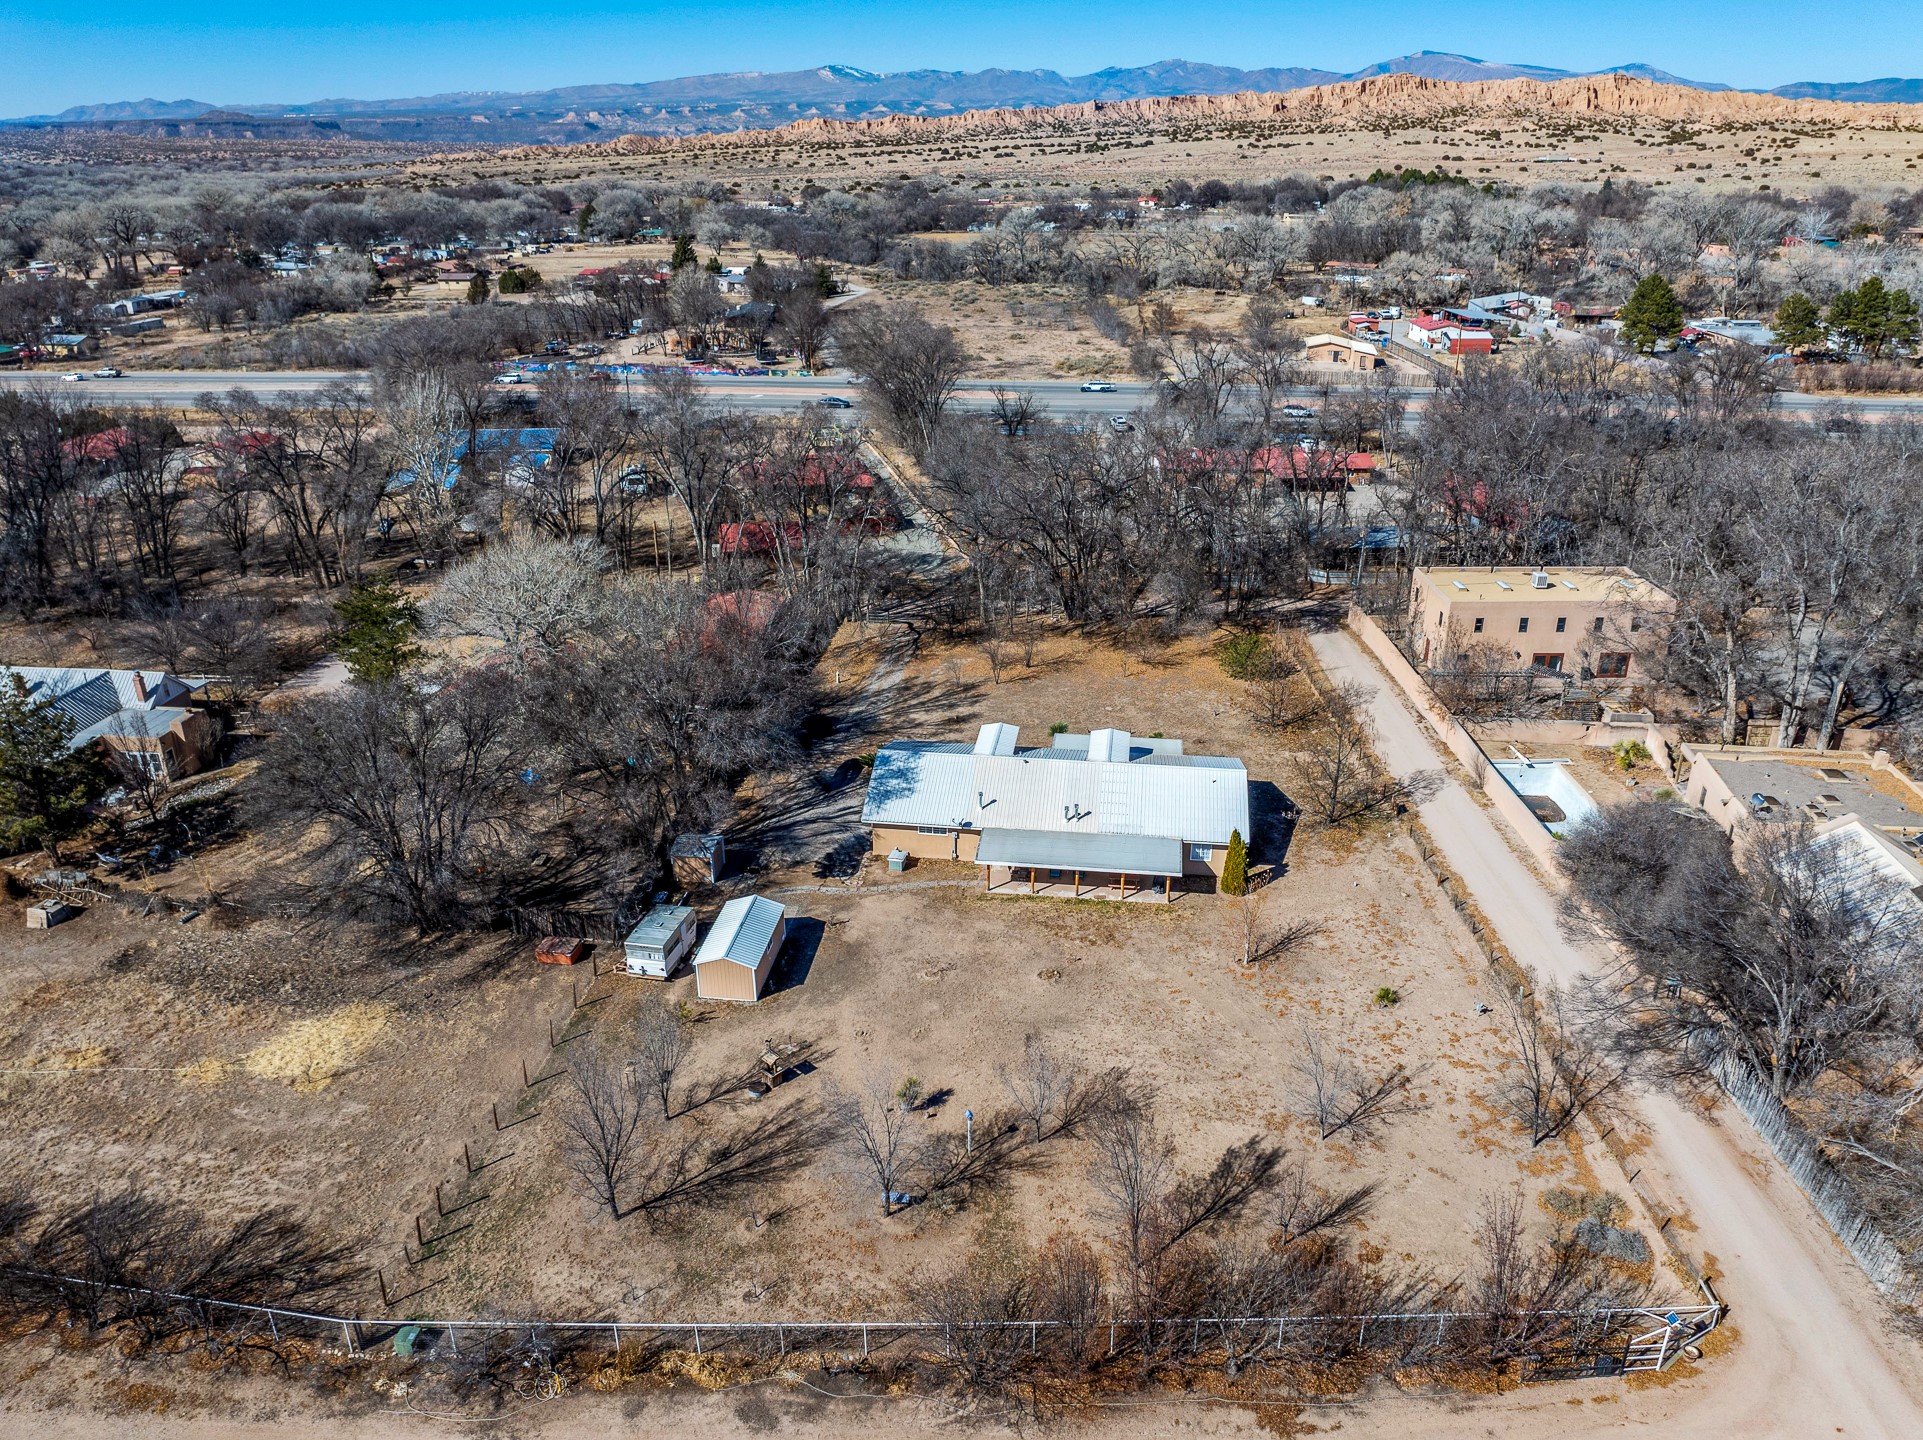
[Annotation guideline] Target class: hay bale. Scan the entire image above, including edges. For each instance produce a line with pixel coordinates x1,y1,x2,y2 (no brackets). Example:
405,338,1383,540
242,1001,394,1092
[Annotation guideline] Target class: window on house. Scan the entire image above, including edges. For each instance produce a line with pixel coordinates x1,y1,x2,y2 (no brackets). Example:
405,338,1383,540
1437,610,1444,626
1596,652,1631,678
1593,616,1605,634
1517,616,1529,633
1531,653,1564,673
1189,844,1212,862
1555,616,1567,633
1630,617,1644,632
1473,616,1484,633
915,824,947,835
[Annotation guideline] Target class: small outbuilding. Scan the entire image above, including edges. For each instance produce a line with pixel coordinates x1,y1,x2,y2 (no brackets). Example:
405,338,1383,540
692,895,787,1003
671,832,727,887
622,903,698,979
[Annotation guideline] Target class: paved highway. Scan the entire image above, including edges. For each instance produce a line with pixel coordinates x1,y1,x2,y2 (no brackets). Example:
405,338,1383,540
4,367,1918,421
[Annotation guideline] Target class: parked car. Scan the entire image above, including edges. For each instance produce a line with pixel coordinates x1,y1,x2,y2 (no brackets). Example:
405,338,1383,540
495,372,527,384
1109,414,1133,432
92,366,123,378
1080,380,1117,392
1378,306,1403,320
60,372,86,381
819,395,853,409
1281,404,1316,421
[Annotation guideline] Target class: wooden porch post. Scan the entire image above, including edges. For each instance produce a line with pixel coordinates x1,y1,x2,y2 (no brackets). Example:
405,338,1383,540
1073,871,1080,896
1164,874,1171,901
983,865,991,892
1120,873,1129,899
1028,868,1035,895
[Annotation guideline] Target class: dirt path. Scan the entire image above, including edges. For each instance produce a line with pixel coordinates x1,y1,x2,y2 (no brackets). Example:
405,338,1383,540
1310,621,1923,1438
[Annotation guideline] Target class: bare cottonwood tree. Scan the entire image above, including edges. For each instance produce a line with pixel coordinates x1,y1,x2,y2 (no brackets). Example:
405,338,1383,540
1000,1034,1076,1144
1238,890,1325,965
1292,1028,1423,1141
837,302,968,457
1292,706,1441,825
426,533,608,667
1494,979,1623,1148
634,1000,690,1122
830,1074,921,1215
557,1045,648,1220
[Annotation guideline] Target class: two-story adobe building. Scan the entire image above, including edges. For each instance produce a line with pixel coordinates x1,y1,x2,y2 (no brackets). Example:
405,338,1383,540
1405,566,1672,683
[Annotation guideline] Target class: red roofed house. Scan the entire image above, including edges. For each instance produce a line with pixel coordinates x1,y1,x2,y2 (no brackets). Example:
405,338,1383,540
1408,315,1495,357
60,427,133,464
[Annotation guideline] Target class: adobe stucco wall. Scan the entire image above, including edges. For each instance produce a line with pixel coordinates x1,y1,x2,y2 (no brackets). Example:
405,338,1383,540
1346,608,1563,874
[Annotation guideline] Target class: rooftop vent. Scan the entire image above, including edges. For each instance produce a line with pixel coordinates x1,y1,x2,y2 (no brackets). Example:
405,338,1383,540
1087,728,1132,763
1531,568,1552,590
973,722,1019,756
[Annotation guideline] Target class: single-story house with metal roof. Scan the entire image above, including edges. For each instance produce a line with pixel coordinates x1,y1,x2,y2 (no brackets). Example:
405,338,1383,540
2,665,215,779
861,723,1250,901
692,895,788,1002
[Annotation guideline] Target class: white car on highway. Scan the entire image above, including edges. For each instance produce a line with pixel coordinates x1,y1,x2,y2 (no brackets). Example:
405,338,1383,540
93,366,123,378
1080,380,1117,392
60,371,86,381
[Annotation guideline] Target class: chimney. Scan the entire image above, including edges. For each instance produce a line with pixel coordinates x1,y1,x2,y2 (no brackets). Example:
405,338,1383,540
130,671,148,704
1530,568,1551,590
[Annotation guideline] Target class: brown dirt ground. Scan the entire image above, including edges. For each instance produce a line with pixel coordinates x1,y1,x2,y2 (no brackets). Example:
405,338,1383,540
0,628,1651,1331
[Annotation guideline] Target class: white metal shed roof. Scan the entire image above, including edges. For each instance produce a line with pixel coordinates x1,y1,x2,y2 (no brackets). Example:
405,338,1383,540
694,895,785,968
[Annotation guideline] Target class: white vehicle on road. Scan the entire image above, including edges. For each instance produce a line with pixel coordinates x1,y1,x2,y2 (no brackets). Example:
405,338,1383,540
60,371,86,381
1281,403,1316,421
93,366,123,378
1079,380,1117,392
1109,414,1133,432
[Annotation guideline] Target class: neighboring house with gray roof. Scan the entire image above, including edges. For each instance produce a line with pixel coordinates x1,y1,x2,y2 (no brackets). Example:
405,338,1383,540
862,722,1250,901
3,665,216,780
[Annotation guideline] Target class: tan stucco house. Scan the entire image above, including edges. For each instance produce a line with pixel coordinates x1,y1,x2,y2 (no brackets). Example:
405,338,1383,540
1405,566,1672,683
1681,746,1923,841
861,723,1250,900
4,665,216,780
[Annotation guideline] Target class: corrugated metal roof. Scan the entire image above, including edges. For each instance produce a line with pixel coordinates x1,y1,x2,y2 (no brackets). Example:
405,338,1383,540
624,904,694,951
862,726,1249,846
3,666,190,747
696,895,785,968
976,828,1183,875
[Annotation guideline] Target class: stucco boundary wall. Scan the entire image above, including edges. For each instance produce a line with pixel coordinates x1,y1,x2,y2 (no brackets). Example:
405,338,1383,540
1344,607,1561,874
1470,717,1678,783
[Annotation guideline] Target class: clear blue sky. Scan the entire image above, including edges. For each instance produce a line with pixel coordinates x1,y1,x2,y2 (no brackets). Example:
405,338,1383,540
4,0,1918,115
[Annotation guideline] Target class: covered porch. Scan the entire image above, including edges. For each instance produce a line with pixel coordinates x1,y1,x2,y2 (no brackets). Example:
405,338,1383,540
975,828,1186,904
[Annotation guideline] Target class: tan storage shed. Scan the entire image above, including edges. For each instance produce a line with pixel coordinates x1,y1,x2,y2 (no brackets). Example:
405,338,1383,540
692,895,787,1003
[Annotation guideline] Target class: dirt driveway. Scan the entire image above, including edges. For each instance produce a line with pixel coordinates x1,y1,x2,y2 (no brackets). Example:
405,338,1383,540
1311,621,1923,1439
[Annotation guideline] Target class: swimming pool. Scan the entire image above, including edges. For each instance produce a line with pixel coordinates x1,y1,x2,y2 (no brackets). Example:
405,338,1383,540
1491,758,1600,837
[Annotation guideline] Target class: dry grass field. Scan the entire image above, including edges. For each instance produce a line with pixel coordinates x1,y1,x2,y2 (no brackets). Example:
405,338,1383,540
0,625,1667,1340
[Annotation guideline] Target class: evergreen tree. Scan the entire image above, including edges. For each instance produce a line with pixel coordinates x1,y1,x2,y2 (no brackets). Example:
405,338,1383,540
1617,273,1684,352
465,273,490,305
814,262,838,299
1771,292,1826,352
0,685,107,856
1220,829,1250,896
669,235,697,271
1828,277,1920,359
575,201,596,237
332,579,421,684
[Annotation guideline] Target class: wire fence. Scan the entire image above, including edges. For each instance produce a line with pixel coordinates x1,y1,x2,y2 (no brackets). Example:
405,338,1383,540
2,1267,1721,1379
1703,1046,1915,1301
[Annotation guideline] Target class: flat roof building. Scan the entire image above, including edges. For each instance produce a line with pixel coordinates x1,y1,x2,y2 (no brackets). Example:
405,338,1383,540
862,722,1250,901
1682,747,1923,839
1406,566,1672,684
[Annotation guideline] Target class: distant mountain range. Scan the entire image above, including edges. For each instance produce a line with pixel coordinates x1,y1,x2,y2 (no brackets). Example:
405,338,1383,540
11,52,1923,145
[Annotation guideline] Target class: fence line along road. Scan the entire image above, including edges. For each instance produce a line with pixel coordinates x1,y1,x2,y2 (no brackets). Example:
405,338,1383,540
5,1267,1723,1376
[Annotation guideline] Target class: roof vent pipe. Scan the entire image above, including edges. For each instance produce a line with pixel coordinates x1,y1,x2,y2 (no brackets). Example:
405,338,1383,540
1531,568,1551,590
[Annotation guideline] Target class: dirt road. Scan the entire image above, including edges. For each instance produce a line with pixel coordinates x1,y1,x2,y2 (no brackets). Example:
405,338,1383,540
1310,621,1923,1438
